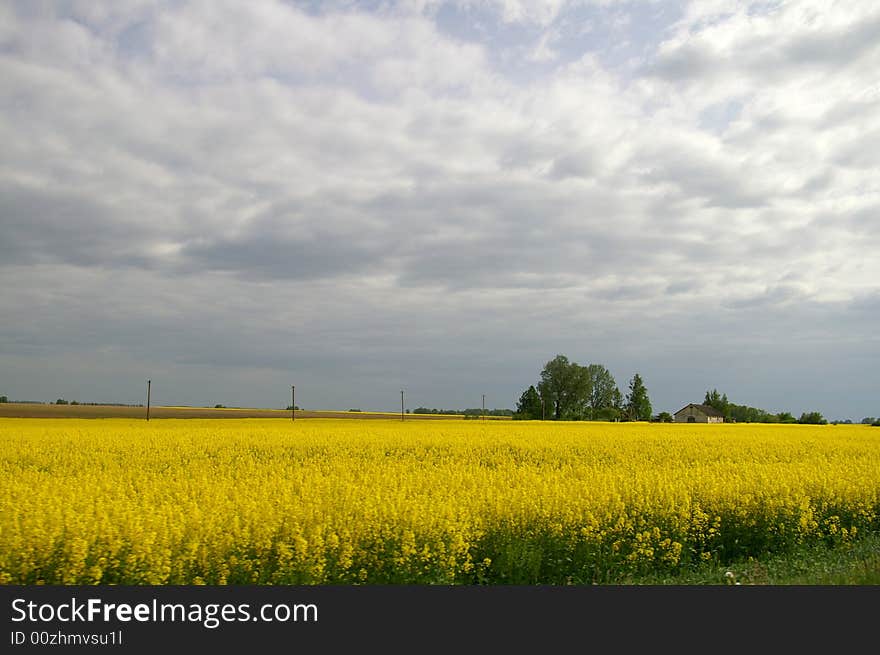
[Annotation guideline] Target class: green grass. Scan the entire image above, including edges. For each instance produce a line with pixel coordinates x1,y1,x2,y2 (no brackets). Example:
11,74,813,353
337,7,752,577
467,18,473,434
610,532,880,585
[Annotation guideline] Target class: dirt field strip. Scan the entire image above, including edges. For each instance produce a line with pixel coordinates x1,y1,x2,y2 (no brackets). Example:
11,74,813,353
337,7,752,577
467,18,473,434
0,403,495,420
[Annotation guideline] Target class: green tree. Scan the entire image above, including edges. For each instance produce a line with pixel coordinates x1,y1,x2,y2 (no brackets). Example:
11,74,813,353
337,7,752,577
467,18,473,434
798,411,827,425
704,389,730,417
537,355,591,420
728,403,776,423
0,395,7,403
656,411,674,423
625,373,652,421
612,387,623,412
585,364,618,420
515,385,543,420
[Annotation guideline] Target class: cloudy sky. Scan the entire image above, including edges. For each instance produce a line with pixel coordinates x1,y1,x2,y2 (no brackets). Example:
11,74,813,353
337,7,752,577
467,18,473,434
1,1,878,419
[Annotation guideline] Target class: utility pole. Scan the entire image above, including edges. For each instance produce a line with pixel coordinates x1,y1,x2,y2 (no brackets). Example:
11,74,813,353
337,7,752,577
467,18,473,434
291,385,295,422
146,379,151,421
401,390,405,421
482,394,485,420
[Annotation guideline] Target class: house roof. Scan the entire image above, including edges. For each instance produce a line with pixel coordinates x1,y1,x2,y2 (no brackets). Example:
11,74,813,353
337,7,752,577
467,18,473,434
674,403,725,418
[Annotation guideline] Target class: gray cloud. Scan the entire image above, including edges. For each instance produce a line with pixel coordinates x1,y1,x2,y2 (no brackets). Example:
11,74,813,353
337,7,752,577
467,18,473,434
650,3,880,85
179,231,385,281
0,1,878,419
548,148,596,180
723,284,807,310
639,154,768,209
0,183,159,268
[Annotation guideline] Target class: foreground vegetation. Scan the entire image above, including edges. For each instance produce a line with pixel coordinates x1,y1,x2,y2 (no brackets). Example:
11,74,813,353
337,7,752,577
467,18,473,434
620,532,880,584
1,419,878,584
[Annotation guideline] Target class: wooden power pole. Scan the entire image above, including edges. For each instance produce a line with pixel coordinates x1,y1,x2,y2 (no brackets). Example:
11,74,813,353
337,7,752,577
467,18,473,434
401,390,404,421
146,379,151,421
291,385,295,422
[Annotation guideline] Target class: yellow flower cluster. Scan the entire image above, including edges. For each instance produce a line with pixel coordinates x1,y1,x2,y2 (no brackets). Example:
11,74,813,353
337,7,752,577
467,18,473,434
1,418,877,584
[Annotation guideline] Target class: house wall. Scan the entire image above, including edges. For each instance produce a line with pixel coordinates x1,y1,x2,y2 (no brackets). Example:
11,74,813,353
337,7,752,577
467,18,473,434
674,412,709,423
674,405,720,423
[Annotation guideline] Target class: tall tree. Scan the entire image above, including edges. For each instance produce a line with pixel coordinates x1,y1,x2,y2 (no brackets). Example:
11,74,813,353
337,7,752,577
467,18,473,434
586,363,618,419
798,411,827,425
515,385,543,420
704,389,729,417
537,355,591,420
625,373,652,421
612,387,623,412
777,411,797,424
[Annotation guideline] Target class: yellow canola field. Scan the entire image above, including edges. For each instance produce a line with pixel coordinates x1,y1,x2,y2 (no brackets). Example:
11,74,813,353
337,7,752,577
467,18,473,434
1,418,878,584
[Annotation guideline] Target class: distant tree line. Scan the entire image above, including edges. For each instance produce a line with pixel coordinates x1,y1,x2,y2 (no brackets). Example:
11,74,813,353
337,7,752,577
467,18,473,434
702,389,830,425
514,355,652,421
511,358,863,424
413,407,514,417
0,397,143,407
3,387,868,425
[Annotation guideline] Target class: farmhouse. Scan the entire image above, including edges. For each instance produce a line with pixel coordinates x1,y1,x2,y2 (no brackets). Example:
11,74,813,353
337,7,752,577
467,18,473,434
674,403,725,423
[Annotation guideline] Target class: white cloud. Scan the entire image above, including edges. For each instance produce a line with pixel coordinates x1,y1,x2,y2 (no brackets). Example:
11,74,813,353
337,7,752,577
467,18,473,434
0,0,878,417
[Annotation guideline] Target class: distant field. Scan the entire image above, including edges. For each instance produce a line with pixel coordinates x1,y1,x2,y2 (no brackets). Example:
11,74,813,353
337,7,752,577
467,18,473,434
1,418,877,584
0,402,495,420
